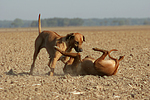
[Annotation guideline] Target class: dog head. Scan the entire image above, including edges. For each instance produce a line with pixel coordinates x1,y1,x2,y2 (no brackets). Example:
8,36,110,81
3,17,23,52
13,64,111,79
66,33,85,52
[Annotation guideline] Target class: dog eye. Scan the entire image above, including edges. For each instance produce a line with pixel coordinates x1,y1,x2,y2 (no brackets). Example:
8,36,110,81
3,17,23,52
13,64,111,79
75,41,79,44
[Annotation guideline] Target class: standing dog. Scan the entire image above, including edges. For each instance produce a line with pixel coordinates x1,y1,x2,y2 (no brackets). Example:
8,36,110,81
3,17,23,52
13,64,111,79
29,14,85,76
54,46,124,76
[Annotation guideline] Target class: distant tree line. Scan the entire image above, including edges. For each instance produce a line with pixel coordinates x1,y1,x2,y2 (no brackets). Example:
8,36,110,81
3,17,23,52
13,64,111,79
0,18,150,28
0,18,32,28
83,18,150,26
30,18,83,27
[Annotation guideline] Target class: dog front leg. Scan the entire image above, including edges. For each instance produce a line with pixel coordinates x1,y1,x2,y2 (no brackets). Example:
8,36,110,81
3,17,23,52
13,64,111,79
93,48,108,61
49,57,58,76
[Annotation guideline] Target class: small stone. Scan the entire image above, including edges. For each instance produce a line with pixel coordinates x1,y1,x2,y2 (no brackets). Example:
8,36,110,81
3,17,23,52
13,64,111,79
131,94,135,98
103,76,107,79
35,88,38,91
10,81,14,84
130,54,133,57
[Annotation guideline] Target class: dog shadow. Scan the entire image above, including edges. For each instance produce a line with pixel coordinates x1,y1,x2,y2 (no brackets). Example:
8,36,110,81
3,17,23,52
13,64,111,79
5,69,106,78
5,69,29,76
5,69,65,76
45,71,65,76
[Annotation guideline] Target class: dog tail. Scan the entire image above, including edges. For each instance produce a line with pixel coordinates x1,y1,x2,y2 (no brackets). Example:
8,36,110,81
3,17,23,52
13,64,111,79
38,14,41,34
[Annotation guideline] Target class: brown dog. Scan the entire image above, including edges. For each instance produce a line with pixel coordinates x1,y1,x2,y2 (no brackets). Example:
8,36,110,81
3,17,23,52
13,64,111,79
29,14,85,76
54,46,124,76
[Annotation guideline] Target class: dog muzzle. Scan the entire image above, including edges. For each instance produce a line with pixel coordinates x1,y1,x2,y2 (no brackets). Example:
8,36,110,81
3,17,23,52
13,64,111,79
74,46,83,52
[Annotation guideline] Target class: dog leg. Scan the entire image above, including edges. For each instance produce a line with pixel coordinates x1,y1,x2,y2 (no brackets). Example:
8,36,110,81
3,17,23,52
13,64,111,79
93,47,108,53
118,56,124,62
30,48,40,75
47,49,62,76
48,57,57,76
93,48,109,75
93,48,108,60
108,49,118,60
111,55,124,75
54,46,79,58
47,56,52,66
30,37,43,75
49,57,58,76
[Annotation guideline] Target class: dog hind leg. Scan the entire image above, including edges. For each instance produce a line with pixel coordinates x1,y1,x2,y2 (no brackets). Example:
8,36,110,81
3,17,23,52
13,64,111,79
93,48,108,60
30,37,43,75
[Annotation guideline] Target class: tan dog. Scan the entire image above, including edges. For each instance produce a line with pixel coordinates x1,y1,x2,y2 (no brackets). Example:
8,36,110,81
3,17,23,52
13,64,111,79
29,14,85,76
54,46,124,76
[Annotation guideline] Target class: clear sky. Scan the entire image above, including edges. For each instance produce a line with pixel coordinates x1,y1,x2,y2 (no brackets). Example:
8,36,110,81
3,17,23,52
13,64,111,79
1,0,150,20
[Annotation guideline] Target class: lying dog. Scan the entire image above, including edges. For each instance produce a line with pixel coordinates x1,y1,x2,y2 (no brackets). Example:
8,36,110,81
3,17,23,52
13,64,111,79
54,46,124,76
29,14,85,76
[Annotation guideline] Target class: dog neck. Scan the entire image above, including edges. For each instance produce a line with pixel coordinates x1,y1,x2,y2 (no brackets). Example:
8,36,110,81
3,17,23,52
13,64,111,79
66,40,74,51
56,37,73,51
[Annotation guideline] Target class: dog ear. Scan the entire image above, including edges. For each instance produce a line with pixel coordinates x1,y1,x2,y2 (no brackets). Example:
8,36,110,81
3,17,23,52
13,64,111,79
66,33,74,41
83,36,85,42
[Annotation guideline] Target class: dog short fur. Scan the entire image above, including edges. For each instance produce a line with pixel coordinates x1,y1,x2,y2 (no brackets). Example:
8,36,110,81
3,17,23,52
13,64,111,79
54,46,124,76
29,14,85,76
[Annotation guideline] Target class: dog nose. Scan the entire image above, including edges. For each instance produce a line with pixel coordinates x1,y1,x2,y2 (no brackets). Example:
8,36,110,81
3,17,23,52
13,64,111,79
78,48,83,52
74,47,83,52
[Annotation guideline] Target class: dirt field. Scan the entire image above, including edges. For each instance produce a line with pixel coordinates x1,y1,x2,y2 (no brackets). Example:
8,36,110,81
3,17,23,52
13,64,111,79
0,26,150,100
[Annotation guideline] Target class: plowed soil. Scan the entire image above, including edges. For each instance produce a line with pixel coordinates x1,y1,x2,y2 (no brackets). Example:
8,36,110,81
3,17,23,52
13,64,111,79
0,26,150,100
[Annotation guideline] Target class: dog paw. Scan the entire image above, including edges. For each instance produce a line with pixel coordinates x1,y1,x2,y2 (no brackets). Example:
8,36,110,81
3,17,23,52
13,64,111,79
54,46,60,49
28,72,33,75
92,47,99,51
110,49,118,51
